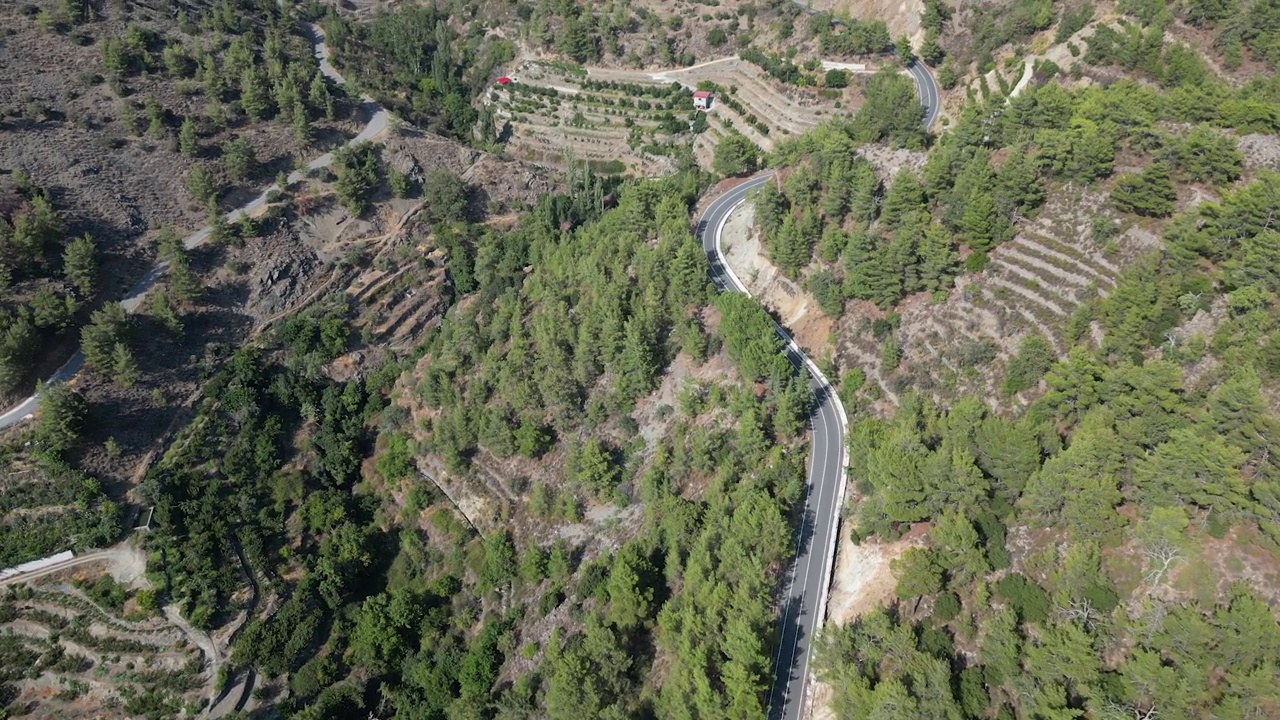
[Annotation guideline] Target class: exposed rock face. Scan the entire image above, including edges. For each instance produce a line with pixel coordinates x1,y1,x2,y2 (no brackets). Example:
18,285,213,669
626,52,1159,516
1239,133,1280,172
388,151,425,186
381,131,557,211
811,0,924,41
249,248,321,318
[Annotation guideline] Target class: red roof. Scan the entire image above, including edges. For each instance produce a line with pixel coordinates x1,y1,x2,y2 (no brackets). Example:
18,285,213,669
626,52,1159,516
693,91,712,98
496,76,511,84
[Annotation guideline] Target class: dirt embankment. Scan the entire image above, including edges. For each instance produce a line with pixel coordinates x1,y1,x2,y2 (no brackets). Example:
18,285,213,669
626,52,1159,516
719,203,834,360
810,0,925,43
809,523,922,720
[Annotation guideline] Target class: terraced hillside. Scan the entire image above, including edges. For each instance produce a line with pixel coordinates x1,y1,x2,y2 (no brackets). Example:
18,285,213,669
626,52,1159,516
0,561,216,717
495,56,852,173
833,186,1130,411
492,62,691,175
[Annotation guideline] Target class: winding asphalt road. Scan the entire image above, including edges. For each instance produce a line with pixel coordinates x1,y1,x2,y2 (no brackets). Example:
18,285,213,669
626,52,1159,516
908,58,942,129
698,177,848,720
2,22,941,718
698,41,939,720
0,24,387,430
790,0,941,129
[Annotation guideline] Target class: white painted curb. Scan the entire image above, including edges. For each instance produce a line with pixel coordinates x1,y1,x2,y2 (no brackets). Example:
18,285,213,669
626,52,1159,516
711,178,850,715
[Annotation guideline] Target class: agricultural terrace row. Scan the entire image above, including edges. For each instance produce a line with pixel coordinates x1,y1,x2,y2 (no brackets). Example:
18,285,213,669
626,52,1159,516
494,57,857,172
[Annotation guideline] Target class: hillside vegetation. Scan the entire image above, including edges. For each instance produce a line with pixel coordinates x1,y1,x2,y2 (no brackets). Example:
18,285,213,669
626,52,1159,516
7,0,1280,718
809,1,1280,719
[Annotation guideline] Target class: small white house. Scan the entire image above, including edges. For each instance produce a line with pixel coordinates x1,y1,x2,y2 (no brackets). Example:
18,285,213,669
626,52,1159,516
693,91,714,110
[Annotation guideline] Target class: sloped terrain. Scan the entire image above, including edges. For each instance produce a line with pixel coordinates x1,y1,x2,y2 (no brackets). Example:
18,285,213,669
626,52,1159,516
871,187,1125,406
0,553,215,718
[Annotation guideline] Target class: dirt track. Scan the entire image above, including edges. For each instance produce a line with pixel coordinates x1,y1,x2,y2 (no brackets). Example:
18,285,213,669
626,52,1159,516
0,545,146,587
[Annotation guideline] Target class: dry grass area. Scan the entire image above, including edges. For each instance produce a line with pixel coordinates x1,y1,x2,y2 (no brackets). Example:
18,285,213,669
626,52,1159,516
0,0,359,298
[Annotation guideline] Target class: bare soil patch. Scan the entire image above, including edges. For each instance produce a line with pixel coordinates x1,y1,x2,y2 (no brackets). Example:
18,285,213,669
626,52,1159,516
809,523,921,720
720,203,834,360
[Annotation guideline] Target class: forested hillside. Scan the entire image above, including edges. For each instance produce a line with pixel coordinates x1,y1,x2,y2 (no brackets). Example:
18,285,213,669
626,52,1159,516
10,0,1280,717
818,173,1280,714
811,1,1280,718
1,0,355,401
108,169,815,718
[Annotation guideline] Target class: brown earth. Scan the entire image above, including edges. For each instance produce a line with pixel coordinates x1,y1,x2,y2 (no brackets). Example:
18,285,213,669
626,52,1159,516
0,0,364,407
720,203,835,361
810,0,925,43
808,523,923,720
5,122,560,507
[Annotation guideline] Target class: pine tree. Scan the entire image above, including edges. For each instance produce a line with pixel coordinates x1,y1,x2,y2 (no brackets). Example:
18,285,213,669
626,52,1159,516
185,163,220,205
960,191,997,251
616,317,658,400
388,168,410,199
881,170,926,232
476,103,497,146
8,195,62,270
1021,413,1124,540
309,72,335,120
149,289,183,334
606,547,654,630
920,29,944,66
892,547,943,599
200,52,224,98
62,233,98,297
843,231,880,301
221,136,256,183
1135,427,1247,509
915,225,958,292
1226,229,1280,293
713,133,760,177
1112,162,1177,217
145,97,166,139
849,162,881,225
158,229,203,304
34,382,86,455
572,438,619,495
995,143,1044,214
896,34,914,60
112,341,139,388
818,225,848,263
755,181,789,237
293,99,313,146
768,211,808,275
878,223,918,303
1177,125,1243,184
773,374,814,439
239,66,271,122
0,311,38,375
81,303,128,370
1207,367,1279,457
558,15,594,63
668,236,707,309
675,316,708,364
178,116,199,156
274,75,301,122
931,507,990,581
